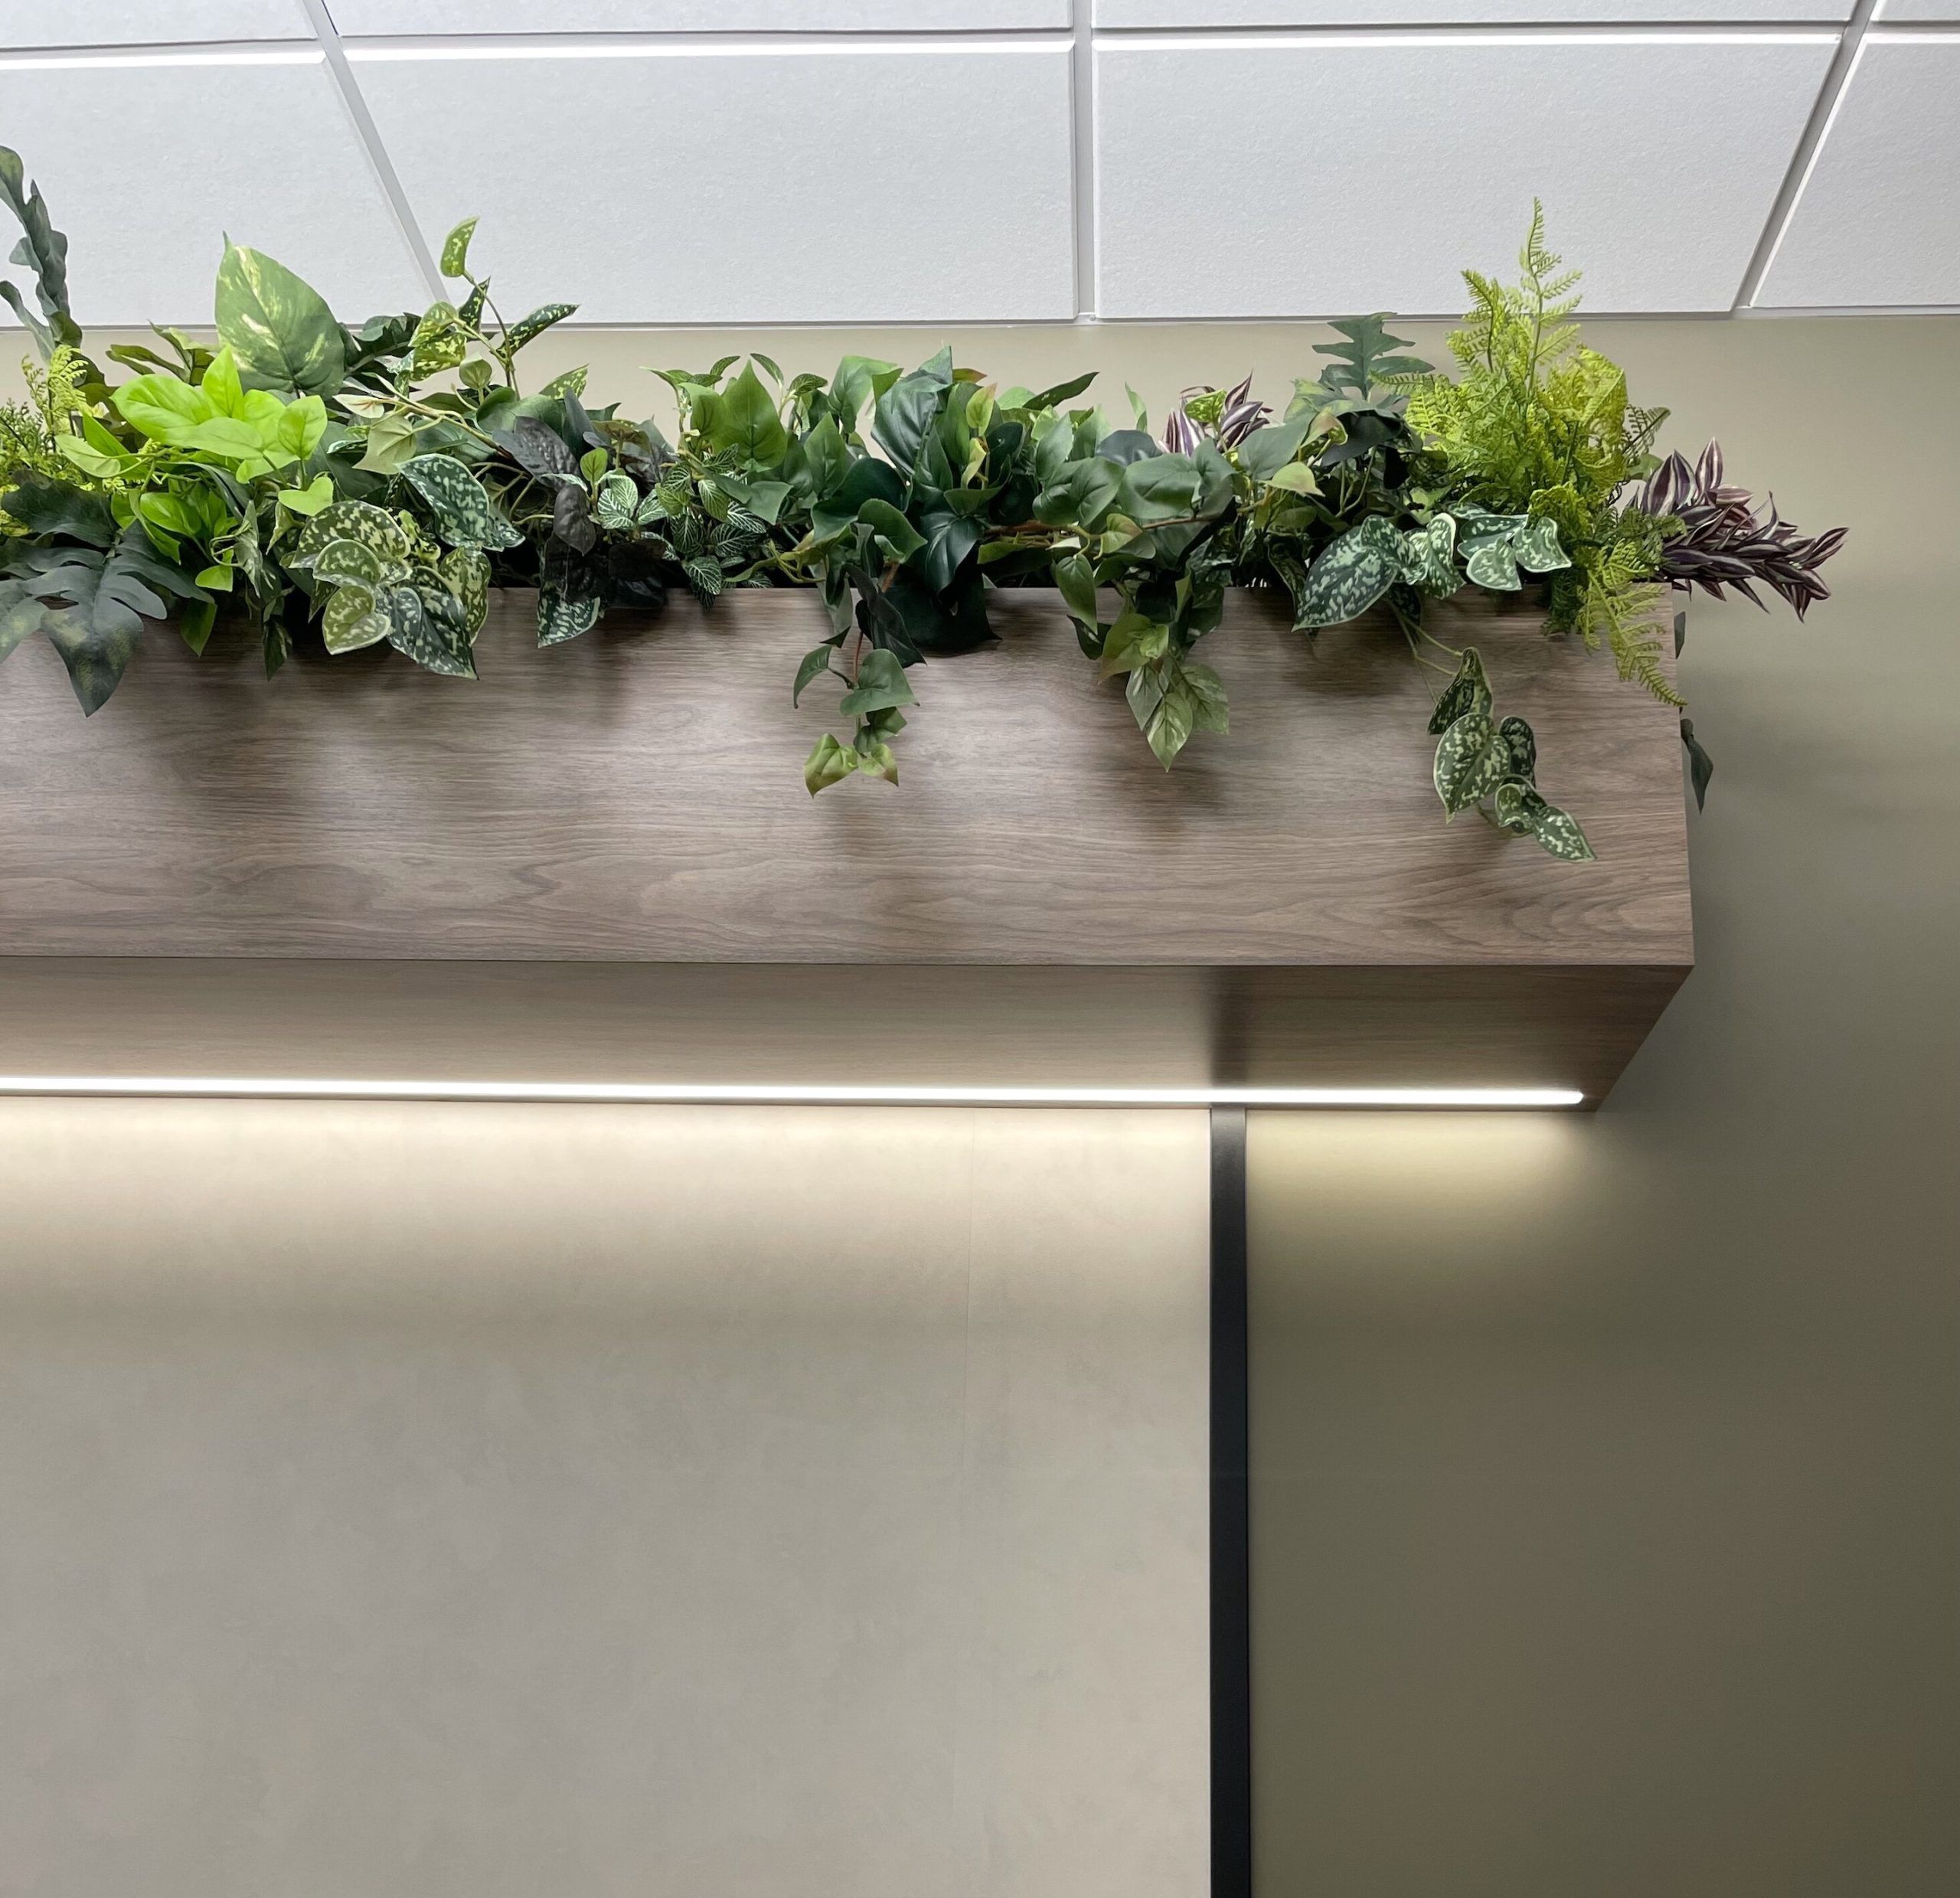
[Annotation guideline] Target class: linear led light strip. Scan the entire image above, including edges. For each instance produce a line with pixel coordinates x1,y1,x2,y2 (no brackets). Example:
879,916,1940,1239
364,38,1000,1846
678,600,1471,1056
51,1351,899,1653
0,1077,1582,1109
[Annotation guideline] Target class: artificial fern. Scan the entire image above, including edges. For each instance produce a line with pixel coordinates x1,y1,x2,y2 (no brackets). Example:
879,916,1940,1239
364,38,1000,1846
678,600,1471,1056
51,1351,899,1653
0,345,102,520
1406,204,1674,694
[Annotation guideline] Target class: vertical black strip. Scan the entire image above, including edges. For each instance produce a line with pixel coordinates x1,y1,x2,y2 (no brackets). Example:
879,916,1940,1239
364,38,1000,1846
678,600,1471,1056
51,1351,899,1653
1210,1106,1252,1898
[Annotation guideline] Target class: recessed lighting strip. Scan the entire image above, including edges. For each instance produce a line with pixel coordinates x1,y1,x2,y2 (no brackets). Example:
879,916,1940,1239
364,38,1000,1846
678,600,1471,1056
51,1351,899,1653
0,1076,1583,1109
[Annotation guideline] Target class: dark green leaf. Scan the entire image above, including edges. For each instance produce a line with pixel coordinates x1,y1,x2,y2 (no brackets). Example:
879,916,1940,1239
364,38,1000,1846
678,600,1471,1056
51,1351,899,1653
1433,707,1509,815
502,302,577,351
401,453,524,550
1681,717,1714,810
1296,517,1402,627
537,583,601,647
792,643,840,705
1498,714,1537,782
1426,646,1491,734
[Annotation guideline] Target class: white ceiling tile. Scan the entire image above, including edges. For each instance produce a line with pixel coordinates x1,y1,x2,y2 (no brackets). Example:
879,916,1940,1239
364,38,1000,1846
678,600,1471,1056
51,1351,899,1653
1094,36,1834,316
1096,0,1851,18
353,44,1076,323
1756,38,1960,305
0,1,311,44
328,1,1068,31
0,54,428,328
1871,0,1960,18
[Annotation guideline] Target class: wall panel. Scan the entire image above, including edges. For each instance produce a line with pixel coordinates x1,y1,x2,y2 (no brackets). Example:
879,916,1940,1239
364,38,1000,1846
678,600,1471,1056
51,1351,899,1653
0,1103,1211,1898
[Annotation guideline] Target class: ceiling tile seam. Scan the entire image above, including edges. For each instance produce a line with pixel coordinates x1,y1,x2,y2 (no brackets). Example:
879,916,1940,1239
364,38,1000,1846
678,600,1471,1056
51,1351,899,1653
298,0,443,300
338,31,1071,57
0,45,321,67
1734,0,1880,308
1070,0,1098,316
1094,25,1841,44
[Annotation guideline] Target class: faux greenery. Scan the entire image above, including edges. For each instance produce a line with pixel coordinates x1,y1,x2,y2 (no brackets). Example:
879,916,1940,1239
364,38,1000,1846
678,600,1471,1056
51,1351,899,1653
0,159,1843,861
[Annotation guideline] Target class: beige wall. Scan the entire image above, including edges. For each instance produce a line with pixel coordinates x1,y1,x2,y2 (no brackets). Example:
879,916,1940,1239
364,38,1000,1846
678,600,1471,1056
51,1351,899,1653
0,1105,1210,1898
1250,318,1960,1896
4,314,1956,1890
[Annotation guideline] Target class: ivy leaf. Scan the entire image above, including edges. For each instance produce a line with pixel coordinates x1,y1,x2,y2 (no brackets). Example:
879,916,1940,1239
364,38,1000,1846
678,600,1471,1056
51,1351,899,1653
1426,646,1491,734
837,647,916,716
439,545,490,635
1500,783,1596,861
1433,707,1509,816
292,498,411,573
1053,550,1098,632
792,643,839,705
1184,660,1230,735
214,243,346,397
873,361,949,473
400,453,524,550
1512,515,1570,573
439,215,478,279
410,301,468,377
1492,775,1535,834
705,364,788,466
858,498,925,564
355,413,420,475
501,302,577,351
322,580,390,652
537,583,601,647
1399,515,1459,597
1295,516,1402,627
803,732,857,795
853,737,900,785
1498,714,1537,782
384,583,475,678
314,537,392,589
1097,609,1168,678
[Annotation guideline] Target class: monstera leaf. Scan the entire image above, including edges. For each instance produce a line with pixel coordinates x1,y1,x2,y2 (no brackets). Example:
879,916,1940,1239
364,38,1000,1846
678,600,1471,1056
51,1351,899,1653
0,529,208,712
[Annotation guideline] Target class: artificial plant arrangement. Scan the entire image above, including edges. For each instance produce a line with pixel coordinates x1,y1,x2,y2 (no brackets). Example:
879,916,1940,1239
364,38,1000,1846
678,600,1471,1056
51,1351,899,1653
0,154,1843,861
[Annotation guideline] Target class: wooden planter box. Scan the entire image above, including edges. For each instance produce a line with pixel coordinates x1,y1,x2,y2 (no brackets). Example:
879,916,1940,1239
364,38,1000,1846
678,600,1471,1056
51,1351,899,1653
0,588,1691,1101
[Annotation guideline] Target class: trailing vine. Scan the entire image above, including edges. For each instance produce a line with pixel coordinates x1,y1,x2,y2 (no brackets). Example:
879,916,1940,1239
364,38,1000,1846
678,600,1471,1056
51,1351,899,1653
0,155,1842,861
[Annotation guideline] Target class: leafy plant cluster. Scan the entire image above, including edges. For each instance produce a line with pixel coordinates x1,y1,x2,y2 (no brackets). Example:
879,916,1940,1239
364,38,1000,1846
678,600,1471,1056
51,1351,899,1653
0,158,1843,860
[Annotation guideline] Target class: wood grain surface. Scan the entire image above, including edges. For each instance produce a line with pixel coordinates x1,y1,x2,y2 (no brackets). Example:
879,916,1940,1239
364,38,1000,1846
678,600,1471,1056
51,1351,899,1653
0,588,1692,1098
0,587,1691,967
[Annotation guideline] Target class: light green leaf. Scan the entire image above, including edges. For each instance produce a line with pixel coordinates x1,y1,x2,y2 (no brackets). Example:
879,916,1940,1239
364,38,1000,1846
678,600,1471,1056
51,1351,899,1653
400,453,524,551
314,537,390,588
355,413,420,475
214,243,345,397
853,738,899,786
410,302,468,377
439,215,478,279
1462,535,1521,590
803,732,857,795
294,498,411,571
1098,608,1169,678
113,371,217,446
323,580,390,652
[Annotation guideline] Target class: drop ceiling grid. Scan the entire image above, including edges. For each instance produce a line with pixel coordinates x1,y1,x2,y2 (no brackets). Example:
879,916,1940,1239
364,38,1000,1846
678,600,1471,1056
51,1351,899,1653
0,5,1938,322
